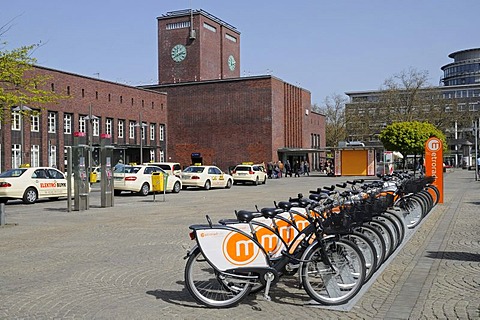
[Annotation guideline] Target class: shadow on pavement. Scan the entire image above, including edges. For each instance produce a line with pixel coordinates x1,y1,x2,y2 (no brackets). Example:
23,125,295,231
425,251,480,262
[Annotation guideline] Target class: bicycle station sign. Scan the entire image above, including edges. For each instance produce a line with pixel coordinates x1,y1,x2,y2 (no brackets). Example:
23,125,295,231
425,137,444,203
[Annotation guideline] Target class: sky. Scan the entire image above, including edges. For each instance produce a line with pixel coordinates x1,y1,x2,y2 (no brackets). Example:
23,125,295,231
2,1,479,106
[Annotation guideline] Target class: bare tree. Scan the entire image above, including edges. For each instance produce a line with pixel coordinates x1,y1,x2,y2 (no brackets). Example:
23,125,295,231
320,93,347,147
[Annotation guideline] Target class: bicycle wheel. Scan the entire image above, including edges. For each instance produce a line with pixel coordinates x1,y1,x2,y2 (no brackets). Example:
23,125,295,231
365,220,395,258
426,184,440,206
300,239,366,305
383,210,406,246
353,224,387,266
399,196,425,229
341,232,378,282
185,247,252,308
373,214,400,251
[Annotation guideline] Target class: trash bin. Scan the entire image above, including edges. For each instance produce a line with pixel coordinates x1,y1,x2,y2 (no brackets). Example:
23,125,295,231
151,172,165,192
90,171,98,183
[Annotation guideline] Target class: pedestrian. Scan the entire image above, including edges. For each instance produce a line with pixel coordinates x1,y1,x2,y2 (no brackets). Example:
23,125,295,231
285,160,292,177
293,160,300,177
303,161,310,176
267,162,273,179
278,161,284,178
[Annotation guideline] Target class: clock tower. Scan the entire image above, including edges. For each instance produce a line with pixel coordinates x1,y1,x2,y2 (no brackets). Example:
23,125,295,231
157,9,241,84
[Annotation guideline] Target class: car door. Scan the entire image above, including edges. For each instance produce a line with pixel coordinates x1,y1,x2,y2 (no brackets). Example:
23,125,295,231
31,169,51,198
209,167,224,187
47,168,68,197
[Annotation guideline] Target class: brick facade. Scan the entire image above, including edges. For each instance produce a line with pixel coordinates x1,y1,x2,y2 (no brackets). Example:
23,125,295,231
1,66,168,171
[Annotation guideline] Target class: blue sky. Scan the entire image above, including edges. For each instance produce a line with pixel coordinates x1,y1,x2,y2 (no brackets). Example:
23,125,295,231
2,1,479,105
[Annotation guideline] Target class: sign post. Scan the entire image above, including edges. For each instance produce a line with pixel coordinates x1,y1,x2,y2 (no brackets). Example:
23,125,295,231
424,137,444,203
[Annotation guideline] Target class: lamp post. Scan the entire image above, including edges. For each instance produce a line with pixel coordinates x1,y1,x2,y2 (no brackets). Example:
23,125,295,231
12,105,32,166
134,113,148,164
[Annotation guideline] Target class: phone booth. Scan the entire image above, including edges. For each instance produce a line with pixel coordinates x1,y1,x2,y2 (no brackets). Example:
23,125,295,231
100,134,114,207
71,132,90,211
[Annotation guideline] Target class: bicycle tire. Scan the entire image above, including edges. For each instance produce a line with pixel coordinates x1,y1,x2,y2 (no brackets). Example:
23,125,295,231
185,247,252,308
373,214,401,251
300,238,366,305
365,219,395,258
341,232,378,282
383,210,406,246
353,224,387,266
396,196,424,229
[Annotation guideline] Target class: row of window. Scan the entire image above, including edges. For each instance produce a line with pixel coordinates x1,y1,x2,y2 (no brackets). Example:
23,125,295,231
11,144,56,169
442,89,480,99
349,102,480,114
166,21,191,30
11,111,165,141
443,63,480,77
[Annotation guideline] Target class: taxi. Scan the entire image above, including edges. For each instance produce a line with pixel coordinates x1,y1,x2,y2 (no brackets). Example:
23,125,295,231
0,167,71,204
231,163,267,185
180,165,233,190
113,164,182,196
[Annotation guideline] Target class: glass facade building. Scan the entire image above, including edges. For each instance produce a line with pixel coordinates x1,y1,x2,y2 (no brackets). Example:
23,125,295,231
441,48,480,86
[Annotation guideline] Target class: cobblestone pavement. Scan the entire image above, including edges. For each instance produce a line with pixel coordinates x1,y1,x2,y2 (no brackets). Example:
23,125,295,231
0,170,479,319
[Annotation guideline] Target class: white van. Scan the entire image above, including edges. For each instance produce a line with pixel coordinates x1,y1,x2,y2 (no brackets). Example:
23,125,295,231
146,162,182,177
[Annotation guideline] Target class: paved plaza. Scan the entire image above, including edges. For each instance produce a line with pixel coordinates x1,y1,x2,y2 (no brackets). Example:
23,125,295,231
0,170,479,319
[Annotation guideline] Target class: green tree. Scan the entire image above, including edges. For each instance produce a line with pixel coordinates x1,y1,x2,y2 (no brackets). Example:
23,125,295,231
1,30,62,122
319,93,347,147
379,121,446,158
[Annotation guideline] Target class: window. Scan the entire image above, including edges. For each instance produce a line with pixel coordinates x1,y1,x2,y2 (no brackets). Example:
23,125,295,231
149,149,155,162
31,113,39,132
49,145,57,168
203,22,216,32
159,150,165,162
64,114,72,134
11,111,21,131
118,120,124,138
166,21,190,30
159,124,165,141
92,118,100,136
31,145,40,167
48,112,56,133
106,118,113,135
225,33,237,42
141,122,146,140
12,144,21,168
150,124,156,141
129,121,135,139
79,116,86,133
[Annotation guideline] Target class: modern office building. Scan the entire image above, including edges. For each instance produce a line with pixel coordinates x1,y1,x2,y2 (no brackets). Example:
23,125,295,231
345,48,480,167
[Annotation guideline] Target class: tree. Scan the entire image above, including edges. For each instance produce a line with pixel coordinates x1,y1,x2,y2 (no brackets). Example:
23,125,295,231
379,121,446,158
319,93,347,147
0,26,63,122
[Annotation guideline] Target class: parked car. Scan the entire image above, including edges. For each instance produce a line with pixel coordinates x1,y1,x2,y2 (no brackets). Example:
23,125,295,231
231,163,267,185
145,162,182,177
113,165,182,196
180,165,233,190
0,167,71,204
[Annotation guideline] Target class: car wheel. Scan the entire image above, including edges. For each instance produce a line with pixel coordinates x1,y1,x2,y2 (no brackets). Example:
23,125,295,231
225,179,232,189
23,187,38,204
173,181,181,193
262,177,267,184
204,180,211,190
139,183,150,196
255,177,260,185
114,190,122,196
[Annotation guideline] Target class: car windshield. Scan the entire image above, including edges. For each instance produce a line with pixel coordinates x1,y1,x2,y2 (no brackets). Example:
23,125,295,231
184,166,204,173
0,168,27,178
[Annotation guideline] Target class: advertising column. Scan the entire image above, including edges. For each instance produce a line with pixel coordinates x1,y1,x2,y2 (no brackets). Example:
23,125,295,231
424,137,444,203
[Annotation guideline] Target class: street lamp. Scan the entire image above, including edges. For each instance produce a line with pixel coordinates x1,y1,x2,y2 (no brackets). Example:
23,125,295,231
12,105,32,166
134,114,148,164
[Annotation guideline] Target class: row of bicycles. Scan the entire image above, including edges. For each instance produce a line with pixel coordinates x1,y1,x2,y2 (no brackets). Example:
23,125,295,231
183,172,440,308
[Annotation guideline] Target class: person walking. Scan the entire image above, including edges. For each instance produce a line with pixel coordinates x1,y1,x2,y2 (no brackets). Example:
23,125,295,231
293,160,300,177
285,160,292,177
303,161,310,176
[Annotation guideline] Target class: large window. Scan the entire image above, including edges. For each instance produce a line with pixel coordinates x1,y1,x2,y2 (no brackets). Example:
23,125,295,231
150,124,156,141
49,145,57,168
11,111,21,131
92,118,100,136
79,116,86,133
129,121,135,139
106,118,113,135
31,113,39,132
64,114,72,134
31,145,40,167
48,112,56,133
159,124,165,141
12,144,21,168
118,120,124,138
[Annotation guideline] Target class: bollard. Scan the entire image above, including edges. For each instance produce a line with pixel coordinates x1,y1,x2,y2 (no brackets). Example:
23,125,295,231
0,202,5,226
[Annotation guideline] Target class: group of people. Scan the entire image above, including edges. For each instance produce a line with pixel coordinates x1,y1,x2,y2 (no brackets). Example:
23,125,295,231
266,160,310,178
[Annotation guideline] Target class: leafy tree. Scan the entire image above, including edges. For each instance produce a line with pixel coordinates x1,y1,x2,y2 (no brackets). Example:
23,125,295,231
1,26,63,122
379,121,446,158
319,93,347,147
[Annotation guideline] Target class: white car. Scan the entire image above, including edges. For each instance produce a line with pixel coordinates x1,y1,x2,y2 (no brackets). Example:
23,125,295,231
181,165,233,190
232,164,267,185
113,165,182,196
145,162,182,177
0,167,71,204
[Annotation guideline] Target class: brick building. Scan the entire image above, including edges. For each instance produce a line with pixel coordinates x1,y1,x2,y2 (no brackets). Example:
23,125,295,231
1,66,168,172
144,9,326,170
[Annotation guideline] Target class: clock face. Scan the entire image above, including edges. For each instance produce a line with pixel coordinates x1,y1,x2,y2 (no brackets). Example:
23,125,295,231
171,44,187,62
228,55,236,71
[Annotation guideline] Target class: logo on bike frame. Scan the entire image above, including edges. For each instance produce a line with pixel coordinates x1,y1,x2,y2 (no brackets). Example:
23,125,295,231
223,231,260,265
